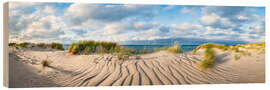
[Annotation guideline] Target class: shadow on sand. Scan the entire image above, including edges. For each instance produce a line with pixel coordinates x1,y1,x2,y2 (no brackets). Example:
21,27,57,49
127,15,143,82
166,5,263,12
9,53,62,88
216,53,230,64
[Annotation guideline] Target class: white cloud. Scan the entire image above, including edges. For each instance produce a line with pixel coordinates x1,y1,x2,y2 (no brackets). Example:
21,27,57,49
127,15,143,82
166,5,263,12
8,2,66,43
163,5,175,10
205,26,214,31
8,3,265,43
104,23,124,35
9,2,39,9
200,14,219,25
133,22,158,30
64,3,159,27
44,6,55,15
238,16,248,20
178,23,203,30
180,7,198,16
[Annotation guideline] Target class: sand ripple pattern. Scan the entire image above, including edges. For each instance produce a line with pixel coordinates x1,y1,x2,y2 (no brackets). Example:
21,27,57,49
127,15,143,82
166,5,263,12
9,47,265,87
46,52,238,86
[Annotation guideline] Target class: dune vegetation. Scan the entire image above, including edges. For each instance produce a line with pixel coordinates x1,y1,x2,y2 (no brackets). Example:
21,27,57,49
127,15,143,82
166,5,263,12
68,40,184,60
167,44,183,53
192,42,265,70
198,47,216,70
41,59,52,69
8,42,65,50
68,40,129,54
234,54,240,61
68,40,135,60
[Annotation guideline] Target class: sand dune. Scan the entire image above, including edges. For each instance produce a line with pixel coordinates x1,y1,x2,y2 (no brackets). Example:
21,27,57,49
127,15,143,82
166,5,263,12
8,47,265,87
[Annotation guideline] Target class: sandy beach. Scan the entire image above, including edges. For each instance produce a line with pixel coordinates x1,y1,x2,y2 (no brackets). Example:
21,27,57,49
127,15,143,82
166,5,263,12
8,46,265,88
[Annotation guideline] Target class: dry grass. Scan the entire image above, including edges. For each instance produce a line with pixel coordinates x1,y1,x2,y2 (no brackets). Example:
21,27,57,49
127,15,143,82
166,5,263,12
41,59,52,68
198,47,216,70
68,40,119,54
192,43,228,54
68,40,135,60
193,42,264,70
48,43,65,50
167,44,183,53
234,54,240,61
8,42,65,50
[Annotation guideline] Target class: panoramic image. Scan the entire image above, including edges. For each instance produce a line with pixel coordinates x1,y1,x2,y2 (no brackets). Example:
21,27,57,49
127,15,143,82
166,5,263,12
6,2,265,88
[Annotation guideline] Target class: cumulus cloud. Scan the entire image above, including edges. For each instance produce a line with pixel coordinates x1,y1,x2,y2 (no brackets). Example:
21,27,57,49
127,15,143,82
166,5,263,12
133,22,159,30
8,2,265,43
64,4,159,26
200,13,219,25
180,7,198,16
178,23,203,30
8,2,66,43
198,6,265,42
104,23,125,35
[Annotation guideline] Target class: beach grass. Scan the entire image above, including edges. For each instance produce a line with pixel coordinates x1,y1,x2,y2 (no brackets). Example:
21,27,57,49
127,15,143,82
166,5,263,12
8,42,17,47
68,40,184,60
167,44,183,53
68,40,137,60
18,42,31,48
192,42,264,55
37,43,46,48
198,47,216,70
68,40,120,54
117,47,134,60
8,42,65,50
192,43,228,54
234,54,240,61
48,43,65,50
193,42,264,70
41,59,52,68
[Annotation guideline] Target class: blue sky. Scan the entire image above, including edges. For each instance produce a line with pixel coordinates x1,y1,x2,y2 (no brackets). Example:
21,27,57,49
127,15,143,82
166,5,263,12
9,2,265,44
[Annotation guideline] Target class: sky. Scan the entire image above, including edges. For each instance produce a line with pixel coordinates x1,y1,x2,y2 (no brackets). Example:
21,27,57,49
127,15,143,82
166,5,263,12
8,2,265,44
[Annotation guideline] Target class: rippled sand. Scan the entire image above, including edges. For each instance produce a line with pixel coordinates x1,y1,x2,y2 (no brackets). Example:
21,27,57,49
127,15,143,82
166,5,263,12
8,47,265,88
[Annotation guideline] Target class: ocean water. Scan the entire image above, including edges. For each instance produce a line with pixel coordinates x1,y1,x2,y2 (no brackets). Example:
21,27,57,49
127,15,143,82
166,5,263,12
122,45,198,52
63,44,198,52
